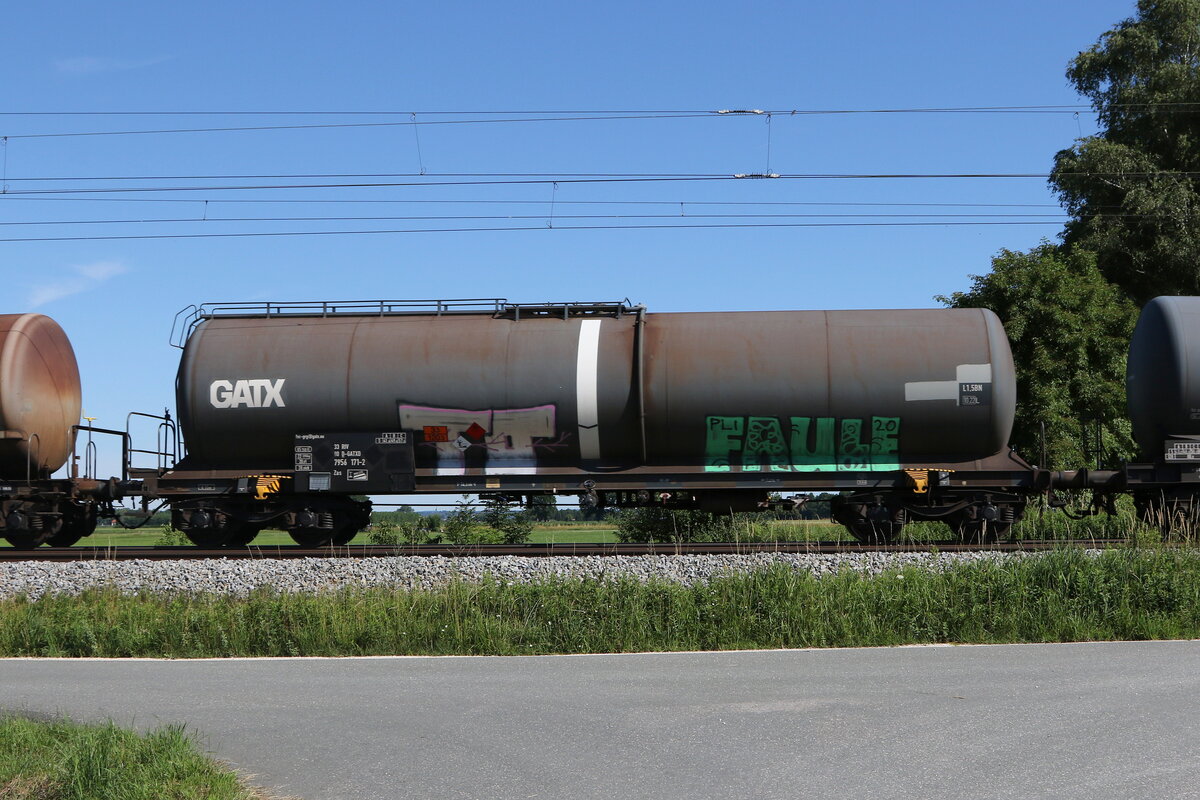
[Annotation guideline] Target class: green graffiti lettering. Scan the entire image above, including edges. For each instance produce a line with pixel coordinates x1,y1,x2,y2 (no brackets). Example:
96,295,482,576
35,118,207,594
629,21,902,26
705,416,743,472
704,414,903,473
838,418,871,470
788,416,836,471
743,416,790,471
870,416,901,471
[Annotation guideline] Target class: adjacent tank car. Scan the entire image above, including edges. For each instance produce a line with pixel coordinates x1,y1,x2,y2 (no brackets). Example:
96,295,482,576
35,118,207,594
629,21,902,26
142,299,1039,546
0,314,105,548
1124,296,1200,527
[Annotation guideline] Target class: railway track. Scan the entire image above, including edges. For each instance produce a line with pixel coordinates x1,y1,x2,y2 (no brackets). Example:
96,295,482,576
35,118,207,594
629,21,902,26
0,539,1131,561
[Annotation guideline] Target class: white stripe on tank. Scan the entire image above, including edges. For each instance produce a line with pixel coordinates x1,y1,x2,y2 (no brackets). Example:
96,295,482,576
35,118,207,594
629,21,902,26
575,319,602,461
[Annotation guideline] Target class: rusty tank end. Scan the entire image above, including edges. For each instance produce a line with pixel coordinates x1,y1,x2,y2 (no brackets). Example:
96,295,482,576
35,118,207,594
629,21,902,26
0,314,81,475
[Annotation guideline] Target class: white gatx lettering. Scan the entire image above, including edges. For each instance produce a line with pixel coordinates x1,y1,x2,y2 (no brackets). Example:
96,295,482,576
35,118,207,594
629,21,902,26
259,378,286,407
209,380,234,408
208,378,287,409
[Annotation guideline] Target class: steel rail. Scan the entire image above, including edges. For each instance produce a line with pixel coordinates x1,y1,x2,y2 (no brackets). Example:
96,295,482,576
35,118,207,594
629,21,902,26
0,539,1132,561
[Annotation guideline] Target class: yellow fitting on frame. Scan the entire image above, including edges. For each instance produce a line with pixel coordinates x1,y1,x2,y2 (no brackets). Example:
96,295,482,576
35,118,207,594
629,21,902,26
251,475,284,500
902,468,956,494
904,469,930,494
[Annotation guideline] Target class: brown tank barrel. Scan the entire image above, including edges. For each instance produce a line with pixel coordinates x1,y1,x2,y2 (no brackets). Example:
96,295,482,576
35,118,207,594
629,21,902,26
176,306,1016,474
0,314,81,475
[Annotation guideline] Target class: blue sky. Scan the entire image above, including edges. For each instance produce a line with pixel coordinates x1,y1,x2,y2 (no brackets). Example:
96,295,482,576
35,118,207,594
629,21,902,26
0,0,1138,479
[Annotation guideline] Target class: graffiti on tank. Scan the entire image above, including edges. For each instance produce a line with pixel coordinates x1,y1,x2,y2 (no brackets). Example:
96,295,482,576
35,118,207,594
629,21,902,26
704,415,901,472
398,403,561,472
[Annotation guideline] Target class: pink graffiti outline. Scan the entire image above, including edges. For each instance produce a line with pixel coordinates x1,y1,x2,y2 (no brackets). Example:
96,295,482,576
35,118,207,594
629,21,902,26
398,402,558,454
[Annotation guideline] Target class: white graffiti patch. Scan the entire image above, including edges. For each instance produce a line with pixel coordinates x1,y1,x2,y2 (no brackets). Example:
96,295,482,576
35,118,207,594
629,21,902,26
398,403,557,475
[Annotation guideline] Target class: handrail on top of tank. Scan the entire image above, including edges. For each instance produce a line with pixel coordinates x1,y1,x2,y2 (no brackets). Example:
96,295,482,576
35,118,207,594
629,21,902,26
504,299,636,320
170,298,641,346
169,298,511,347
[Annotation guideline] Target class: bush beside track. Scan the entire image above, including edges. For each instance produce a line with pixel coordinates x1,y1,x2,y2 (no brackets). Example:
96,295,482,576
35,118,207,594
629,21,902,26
1,548,1198,657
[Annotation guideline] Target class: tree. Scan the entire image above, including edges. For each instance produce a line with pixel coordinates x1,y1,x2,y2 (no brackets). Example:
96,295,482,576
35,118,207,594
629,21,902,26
441,501,482,544
1051,0,1200,303
529,495,557,522
480,496,533,544
938,243,1138,469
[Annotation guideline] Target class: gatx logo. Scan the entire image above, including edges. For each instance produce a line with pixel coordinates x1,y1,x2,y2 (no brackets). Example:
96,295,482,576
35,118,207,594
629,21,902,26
209,379,286,409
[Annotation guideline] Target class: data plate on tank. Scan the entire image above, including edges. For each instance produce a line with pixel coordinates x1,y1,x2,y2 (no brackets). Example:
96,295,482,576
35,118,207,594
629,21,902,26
958,382,992,407
292,432,415,492
1165,440,1200,463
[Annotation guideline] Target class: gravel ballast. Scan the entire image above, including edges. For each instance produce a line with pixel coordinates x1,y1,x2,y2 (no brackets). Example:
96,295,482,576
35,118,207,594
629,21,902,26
0,551,1080,600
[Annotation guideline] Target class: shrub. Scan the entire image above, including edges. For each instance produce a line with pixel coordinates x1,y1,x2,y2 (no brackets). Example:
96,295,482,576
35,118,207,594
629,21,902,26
153,526,190,546
480,496,533,544
614,507,777,543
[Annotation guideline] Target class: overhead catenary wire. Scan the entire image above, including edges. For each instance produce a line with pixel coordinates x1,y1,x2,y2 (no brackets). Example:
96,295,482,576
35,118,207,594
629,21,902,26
0,171,736,181
0,172,1134,197
0,113,723,139
0,104,1139,141
3,102,1197,119
0,219,1073,243
0,106,1118,115
0,212,1077,227
0,196,1065,207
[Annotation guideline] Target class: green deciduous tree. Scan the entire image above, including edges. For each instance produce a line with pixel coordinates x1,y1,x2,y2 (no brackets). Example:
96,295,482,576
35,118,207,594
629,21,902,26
1051,0,1200,302
938,243,1138,468
529,495,557,521
480,496,533,544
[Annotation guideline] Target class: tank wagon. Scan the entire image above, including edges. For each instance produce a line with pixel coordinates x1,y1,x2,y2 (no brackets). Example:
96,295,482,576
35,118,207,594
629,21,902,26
1123,296,1200,527
14,296,1200,550
0,314,109,548
138,299,1040,546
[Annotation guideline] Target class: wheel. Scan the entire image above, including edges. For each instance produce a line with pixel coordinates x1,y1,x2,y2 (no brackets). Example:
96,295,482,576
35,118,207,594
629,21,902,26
289,528,334,547
843,519,902,544
4,514,63,549
225,525,263,547
947,513,1010,545
4,531,49,549
47,505,98,547
330,521,362,546
183,528,233,547
291,508,368,547
834,501,903,544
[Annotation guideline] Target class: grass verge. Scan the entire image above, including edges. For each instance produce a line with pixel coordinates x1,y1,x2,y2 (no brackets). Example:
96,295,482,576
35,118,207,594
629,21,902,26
2,548,1199,657
0,716,272,799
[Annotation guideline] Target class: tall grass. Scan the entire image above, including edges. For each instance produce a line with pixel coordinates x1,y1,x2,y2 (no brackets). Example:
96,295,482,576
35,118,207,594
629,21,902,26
3,548,1199,657
0,716,265,799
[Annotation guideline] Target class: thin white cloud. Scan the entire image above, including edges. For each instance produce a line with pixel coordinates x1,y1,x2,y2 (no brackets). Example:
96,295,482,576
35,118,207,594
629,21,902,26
29,260,130,308
54,55,171,76
75,261,129,281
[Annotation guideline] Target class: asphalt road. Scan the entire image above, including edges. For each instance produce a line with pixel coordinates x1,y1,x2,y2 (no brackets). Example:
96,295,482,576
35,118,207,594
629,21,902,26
2,642,1198,799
